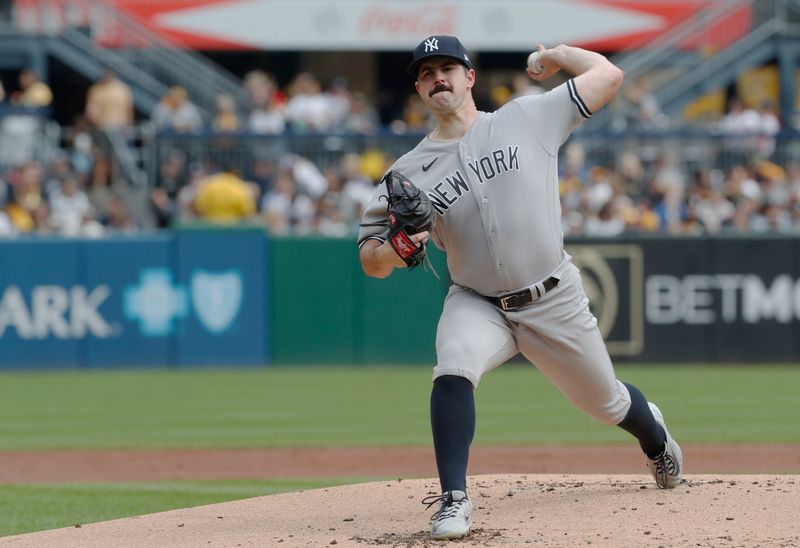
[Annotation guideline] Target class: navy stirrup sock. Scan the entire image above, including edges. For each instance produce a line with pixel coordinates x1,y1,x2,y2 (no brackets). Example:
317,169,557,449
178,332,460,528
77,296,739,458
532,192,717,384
617,382,667,459
430,375,475,493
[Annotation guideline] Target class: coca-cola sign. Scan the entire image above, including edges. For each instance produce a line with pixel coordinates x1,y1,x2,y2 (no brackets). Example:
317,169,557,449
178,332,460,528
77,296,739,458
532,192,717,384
12,0,751,52
359,5,457,37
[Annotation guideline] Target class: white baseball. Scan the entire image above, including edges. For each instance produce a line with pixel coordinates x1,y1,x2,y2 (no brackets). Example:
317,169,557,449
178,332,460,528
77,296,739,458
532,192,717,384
527,51,543,74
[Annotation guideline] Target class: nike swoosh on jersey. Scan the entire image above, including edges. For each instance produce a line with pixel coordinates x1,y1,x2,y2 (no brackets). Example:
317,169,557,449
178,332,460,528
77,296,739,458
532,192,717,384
422,157,438,172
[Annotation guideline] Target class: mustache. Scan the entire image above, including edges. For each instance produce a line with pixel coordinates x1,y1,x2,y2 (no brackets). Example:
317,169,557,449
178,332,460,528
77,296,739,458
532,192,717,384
429,83,452,97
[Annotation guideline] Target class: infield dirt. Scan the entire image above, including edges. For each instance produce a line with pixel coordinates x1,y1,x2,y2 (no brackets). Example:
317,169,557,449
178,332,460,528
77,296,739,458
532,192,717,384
2,473,798,547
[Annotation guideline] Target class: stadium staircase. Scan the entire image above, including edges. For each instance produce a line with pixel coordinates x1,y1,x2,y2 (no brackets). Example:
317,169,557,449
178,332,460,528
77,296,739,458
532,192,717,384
5,3,247,187
18,3,247,119
581,0,800,134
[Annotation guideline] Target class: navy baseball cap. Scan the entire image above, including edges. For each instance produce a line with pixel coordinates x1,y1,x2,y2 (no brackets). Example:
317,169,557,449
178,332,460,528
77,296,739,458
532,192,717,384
407,35,472,77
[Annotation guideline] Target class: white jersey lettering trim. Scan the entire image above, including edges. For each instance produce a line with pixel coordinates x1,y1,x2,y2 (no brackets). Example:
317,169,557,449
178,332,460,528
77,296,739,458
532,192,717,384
466,146,519,184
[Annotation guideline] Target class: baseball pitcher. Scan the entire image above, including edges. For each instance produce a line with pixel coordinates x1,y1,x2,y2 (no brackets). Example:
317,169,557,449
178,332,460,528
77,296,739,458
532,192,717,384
358,35,683,540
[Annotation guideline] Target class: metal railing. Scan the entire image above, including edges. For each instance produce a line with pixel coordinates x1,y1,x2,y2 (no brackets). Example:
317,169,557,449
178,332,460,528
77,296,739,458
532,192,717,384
563,129,800,176
57,26,168,112
146,131,428,184
610,0,754,81
11,2,246,119
0,108,61,171
85,3,247,118
584,0,756,132
585,0,800,133
144,128,800,186
654,16,784,114
6,119,797,187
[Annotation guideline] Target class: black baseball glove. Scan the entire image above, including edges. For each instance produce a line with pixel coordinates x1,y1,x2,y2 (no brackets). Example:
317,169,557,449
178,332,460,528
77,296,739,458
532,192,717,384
362,170,436,269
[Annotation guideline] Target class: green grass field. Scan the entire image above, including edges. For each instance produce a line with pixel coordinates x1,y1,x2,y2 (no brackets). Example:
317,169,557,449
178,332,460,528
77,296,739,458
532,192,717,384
0,479,359,537
0,364,798,536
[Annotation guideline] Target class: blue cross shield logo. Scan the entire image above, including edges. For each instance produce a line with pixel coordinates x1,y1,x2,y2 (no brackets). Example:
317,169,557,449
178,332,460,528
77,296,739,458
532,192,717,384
124,269,188,337
190,270,242,334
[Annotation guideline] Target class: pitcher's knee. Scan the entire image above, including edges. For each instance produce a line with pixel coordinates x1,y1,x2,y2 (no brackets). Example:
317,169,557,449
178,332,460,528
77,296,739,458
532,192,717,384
586,381,631,426
432,367,479,387
586,401,629,425
579,384,632,425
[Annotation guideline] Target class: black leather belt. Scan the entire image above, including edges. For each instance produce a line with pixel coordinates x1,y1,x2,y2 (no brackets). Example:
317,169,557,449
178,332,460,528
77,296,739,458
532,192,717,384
490,277,559,311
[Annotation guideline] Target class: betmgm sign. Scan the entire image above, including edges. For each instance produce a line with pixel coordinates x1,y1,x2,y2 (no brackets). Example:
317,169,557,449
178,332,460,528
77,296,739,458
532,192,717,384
567,238,800,362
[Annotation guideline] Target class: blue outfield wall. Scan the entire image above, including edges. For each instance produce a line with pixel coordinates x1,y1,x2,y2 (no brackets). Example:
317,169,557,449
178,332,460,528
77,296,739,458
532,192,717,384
2,232,800,368
0,239,83,368
0,229,268,369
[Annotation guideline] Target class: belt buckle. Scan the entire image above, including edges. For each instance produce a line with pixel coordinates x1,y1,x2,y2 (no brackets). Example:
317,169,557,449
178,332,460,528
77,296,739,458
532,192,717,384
499,295,513,311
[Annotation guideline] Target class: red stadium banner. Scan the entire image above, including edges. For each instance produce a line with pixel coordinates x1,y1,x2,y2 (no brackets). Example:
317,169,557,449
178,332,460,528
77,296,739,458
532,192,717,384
12,0,752,52
574,1,752,52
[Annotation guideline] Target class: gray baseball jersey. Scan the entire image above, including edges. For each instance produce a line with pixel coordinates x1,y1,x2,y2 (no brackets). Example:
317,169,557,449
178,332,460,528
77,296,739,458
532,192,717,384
359,79,588,297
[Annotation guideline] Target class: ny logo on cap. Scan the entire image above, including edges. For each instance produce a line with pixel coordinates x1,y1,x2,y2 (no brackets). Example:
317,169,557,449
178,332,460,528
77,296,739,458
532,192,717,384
424,37,439,52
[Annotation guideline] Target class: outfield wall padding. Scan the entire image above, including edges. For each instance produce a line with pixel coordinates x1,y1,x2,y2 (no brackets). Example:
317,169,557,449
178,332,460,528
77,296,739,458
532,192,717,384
1,233,798,367
0,229,268,369
268,237,449,365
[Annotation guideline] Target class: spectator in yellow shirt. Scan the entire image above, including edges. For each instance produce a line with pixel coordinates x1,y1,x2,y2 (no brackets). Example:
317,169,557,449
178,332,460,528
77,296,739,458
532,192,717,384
85,70,134,130
193,169,256,223
13,69,53,108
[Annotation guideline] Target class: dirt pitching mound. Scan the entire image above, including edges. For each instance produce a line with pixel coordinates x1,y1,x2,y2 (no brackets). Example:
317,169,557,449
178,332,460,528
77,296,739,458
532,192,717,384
2,474,798,547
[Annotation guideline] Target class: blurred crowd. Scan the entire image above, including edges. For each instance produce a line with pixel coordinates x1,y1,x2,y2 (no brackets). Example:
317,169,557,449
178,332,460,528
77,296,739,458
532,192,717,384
560,145,800,237
1,66,799,239
560,77,797,236
149,70,387,136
